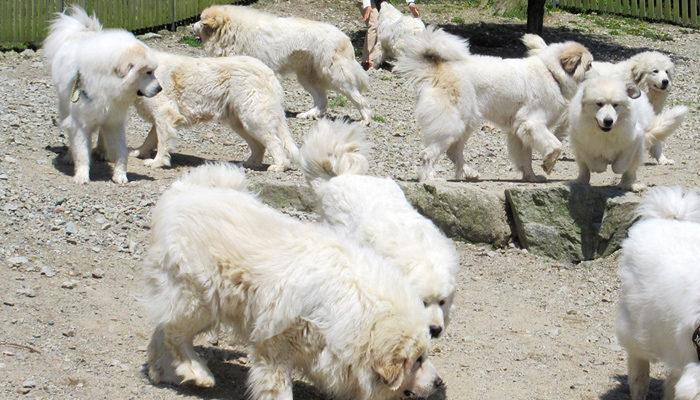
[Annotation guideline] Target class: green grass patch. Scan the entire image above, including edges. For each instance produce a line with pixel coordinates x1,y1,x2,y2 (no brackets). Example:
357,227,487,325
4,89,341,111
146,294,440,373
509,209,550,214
451,16,465,24
372,115,386,123
180,35,202,48
580,13,673,41
329,95,349,109
380,76,394,81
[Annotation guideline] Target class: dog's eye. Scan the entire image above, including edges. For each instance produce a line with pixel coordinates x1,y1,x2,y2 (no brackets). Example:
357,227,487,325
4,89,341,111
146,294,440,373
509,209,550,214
423,301,427,307
417,356,424,366
612,104,618,108
596,102,603,108
439,300,445,306
146,70,154,76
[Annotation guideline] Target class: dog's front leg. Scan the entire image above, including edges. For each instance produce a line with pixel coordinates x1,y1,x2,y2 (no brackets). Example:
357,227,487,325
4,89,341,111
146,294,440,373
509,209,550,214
247,355,293,400
101,123,129,184
68,124,92,184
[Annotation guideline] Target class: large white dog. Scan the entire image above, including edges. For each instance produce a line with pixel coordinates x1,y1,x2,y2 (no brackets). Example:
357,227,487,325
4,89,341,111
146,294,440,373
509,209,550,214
374,2,425,68
132,51,298,171
192,5,372,125
300,119,459,338
43,6,161,184
142,163,443,400
567,77,687,191
395,27,592,182
523,34,678,164
617,186,700,400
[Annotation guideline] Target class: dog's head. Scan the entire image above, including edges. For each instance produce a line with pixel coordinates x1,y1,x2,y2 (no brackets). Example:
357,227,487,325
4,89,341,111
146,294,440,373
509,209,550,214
192,6,234,55
369,316,443,399
630,51,674,93
581,77,639,133
559,42,593,83
114,42,161,98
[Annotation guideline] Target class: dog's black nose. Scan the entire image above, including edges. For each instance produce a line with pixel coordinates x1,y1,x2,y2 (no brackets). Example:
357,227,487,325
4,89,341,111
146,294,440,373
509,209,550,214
429,325,443,338
154,85,163,94
661,79,669,89
603,117,613,127
434,377,444,388
403,390,414,397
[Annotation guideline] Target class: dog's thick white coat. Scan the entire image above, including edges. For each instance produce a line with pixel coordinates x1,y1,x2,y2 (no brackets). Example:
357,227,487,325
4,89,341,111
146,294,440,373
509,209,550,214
395,27,592,182
618,186,700,400
522,34,678,164
374,2,425,67
192,5,372,124
300,119,459,338
43,6,161,183
568,77,687,191
133,51,298,171
142,163,442,399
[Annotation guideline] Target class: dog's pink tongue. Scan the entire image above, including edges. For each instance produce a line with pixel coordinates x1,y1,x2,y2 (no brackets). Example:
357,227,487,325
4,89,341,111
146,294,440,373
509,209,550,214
195,35,201,41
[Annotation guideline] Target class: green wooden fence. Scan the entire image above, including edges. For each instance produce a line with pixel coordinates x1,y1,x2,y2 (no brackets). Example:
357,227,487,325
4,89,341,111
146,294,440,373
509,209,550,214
558,0,699,27
0,1,245,48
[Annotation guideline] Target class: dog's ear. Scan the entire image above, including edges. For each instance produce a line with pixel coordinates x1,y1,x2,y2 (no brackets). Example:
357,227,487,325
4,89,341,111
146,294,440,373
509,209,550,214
560,44,591,82
372,353,406,391
631,64,645,85
198,13,226,31
626,83,641,99
114,61,134,79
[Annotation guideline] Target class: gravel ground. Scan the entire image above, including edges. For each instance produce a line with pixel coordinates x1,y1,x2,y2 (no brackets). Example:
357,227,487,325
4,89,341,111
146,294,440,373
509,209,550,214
0,0,698,399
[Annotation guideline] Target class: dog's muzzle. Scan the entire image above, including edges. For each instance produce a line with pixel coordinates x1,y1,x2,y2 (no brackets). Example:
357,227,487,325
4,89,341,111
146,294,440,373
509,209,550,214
660,79,669,90
599,117,613,132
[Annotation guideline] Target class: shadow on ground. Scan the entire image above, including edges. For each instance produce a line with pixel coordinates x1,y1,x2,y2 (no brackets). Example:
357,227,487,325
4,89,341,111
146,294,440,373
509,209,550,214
600,374,665,399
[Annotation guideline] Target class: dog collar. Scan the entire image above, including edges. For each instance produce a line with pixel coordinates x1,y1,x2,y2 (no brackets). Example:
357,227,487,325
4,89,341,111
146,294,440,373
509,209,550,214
70,72,90,103
693,325,700,361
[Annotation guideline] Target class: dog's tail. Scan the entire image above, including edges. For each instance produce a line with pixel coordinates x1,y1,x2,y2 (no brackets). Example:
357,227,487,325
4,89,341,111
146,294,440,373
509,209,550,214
644,105,688,147
173,163,248,192
521,33,548,56
635,185,700,223
300,119,369,184
43,5,102,66
394,26,470,87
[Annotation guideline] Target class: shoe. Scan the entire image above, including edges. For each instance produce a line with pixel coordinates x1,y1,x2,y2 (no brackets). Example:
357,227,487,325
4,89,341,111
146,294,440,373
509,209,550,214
361,61,373,71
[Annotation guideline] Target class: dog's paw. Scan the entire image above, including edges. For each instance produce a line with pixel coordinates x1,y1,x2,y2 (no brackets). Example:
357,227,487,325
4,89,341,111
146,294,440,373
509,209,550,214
457,165,480,181
541,148,562,175
175,362,215,388
657,155,674,165
523,173,546,183
72,168,90,184
111,173,129,184
266,163,289,172
297,109,321,120
622,182,646,192
144,157,171,169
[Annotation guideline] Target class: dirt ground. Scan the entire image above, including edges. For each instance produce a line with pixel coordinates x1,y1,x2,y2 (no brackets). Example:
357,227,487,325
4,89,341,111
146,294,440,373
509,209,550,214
0,0,698,399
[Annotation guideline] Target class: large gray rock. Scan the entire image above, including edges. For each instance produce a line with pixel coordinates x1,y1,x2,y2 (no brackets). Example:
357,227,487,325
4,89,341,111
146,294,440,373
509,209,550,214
506,186,640,262
250,181,316,212
399,181,511,247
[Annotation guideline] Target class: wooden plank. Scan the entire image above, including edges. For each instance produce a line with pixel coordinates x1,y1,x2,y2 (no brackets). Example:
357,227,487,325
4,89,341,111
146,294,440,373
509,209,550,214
681,0,690,24
673,0,680,22
692,0,699,27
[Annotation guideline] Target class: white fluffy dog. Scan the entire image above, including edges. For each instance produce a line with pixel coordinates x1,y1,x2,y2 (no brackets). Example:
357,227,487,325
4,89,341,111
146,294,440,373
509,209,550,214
43,6,161,184
132,51,298,171
522,34,677,164
374,2,425,68
142,163,443,400
395,27,592,182
617,186,700,400
192,5,372,125
568,77,687,191
300,119,459,338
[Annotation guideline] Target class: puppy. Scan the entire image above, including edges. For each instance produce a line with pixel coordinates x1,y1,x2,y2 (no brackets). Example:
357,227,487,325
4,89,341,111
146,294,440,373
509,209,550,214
132,51,298,171
142,163,443,400
395,27,592,182
43,6,161,184
192,5,372,125
617,186,700,400
568,77,687,191
522,34,677,164
300,119,459,338
374,2,426,68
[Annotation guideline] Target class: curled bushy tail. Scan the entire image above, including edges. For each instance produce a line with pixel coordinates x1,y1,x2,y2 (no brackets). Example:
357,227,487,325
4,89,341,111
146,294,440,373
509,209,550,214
43,5,102,65
300,119,370,183
636,185,700,223
644,105,688,147
172,162,248,192
521,33,548,56
394,26,470,87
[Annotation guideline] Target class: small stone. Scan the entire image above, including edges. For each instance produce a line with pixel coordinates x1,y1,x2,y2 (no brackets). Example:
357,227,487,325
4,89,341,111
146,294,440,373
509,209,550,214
40,266,56,277
65,222,77,235
8,256,28,266
22,381,36,388
62,329,76,337
3,300,15,306
61,281,77,289
16,288,36,298
92,269,104,279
